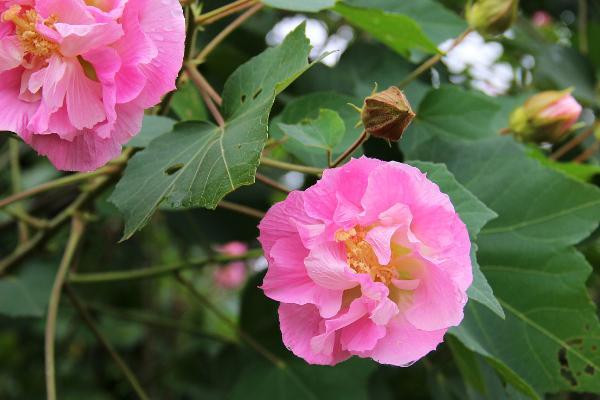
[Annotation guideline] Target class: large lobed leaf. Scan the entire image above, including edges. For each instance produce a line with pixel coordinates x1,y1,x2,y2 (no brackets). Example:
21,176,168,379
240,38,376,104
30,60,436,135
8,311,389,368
110,25,318,240
402,87,600,397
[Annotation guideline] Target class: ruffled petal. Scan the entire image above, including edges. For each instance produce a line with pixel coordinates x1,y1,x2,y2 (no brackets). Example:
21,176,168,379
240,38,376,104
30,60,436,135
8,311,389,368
366,315,446,366
279,303,350,366
261,236,343,318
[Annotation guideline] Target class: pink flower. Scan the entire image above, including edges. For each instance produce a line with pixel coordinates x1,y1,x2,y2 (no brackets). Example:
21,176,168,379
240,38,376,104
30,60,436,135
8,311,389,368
214,241,249,289
0,0,185,171
532,11,552,27
258,157,472,366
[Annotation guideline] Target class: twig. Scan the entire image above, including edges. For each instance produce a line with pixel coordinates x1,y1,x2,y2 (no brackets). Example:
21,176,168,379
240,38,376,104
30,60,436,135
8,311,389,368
68,248,263,284
175,273,285,368
9,139,29,242
83,302,233,343
0,175,114,276
0,165,119,210
573,140,600,163
195,3,263,64
260,157,323,176
184,64,222,105
3,207,50,230
218,200,265,219
332,130,368,167
549,125,596,160
255,173,291,194
65,287,150,400
196,0,256,25
398,28,473,89
45,216,86,400
185,64,225,127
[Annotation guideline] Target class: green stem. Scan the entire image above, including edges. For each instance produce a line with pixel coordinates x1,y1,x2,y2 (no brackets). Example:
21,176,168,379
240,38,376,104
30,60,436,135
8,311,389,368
9,139,29,242
45,216,86,400
196,0,256,25
68,248,263,284
175,272,286,369
218,200,265,219
3,207,50,230
65,287,151,400
0,165,119,210
398,28,472,89
0,175,114,277
194,3,263,64
332,130,368,167
255,172,291,194
83,302,233,343
260,157,323,176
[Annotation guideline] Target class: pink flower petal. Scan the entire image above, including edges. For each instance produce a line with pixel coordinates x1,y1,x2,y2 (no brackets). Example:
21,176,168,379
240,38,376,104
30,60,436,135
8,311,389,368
305,242,357,290
367,315,446,366
279,303,351,366
261,236,343,318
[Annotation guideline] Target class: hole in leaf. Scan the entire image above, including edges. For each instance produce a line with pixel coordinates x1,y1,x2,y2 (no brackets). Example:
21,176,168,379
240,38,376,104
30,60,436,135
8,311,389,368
558,347,578,386
241,94,247,103
592,345,598,352
252,88,263,99
584,365,595,375
165,163,184,175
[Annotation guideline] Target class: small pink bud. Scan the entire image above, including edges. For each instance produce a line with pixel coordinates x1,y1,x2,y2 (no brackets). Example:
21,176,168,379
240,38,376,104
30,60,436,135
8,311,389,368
509,90,582,143
213,241,249,289
214,262,247,289
532,11,553,27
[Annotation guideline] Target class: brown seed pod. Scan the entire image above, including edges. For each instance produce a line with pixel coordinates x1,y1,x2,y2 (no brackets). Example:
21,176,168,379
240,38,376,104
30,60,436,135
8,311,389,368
360,86,415,142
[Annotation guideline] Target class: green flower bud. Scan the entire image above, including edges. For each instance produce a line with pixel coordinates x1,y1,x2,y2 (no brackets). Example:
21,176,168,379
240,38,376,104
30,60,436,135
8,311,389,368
466,0,519,36
509,89,583,143
361,86,415,142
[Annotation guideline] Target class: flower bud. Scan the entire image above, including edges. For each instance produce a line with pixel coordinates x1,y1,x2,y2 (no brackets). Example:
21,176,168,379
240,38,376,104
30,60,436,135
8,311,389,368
532,11,552,28
361,86,415,142
509,89,582,143
466,0,519,36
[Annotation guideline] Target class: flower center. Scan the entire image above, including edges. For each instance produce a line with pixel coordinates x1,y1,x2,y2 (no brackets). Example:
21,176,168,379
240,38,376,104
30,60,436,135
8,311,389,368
336,227,400,285
84,0,113,12
2,6,58,58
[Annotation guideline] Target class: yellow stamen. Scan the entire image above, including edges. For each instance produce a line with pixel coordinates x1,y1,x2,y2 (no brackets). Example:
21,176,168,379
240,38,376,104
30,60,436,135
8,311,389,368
336,227,402,286
2,6,58,58
84,0,113,12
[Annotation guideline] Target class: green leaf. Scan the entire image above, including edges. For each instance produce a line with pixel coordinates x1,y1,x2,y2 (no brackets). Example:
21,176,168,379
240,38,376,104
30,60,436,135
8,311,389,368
404,135,600,396
230,358,375,400
0,261,54,318
405,86,502,145
110,25,318,240
126,115,177,148
270,92,364,168
343,0,466,45
408,161,503,319
261,0,336,12
278,108,345,158
334,2,439,57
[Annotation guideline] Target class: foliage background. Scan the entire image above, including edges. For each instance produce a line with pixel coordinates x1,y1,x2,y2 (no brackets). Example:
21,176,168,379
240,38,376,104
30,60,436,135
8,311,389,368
1,0,600,399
